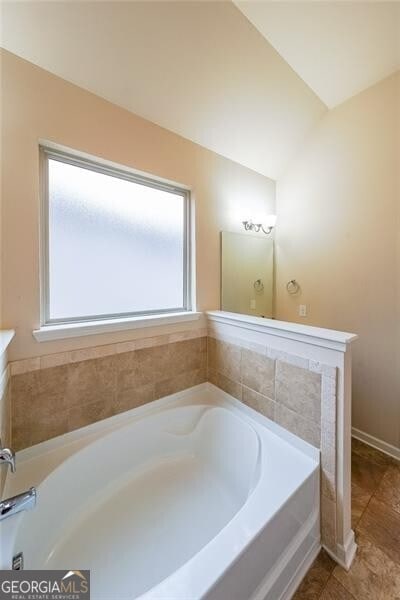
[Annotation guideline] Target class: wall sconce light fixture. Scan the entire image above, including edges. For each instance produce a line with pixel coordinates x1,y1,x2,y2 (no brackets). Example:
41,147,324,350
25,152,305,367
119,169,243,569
242,215,277,235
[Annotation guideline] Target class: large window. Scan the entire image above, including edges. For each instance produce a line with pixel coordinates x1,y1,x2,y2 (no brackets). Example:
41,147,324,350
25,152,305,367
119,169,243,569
41,147,191,325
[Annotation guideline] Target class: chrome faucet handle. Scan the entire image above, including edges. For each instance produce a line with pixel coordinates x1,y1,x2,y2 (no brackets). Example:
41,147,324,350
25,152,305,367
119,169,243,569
0,444,16,473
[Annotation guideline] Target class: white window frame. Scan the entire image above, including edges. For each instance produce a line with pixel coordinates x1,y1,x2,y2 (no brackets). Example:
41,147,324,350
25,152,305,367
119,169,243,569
36,144,196,339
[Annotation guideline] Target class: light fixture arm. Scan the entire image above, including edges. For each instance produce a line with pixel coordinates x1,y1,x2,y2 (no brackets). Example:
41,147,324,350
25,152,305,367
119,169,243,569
242,219,275,235
260,225,273,235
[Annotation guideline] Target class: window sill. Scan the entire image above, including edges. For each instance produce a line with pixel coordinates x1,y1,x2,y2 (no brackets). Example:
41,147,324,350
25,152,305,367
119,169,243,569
33,312,202,342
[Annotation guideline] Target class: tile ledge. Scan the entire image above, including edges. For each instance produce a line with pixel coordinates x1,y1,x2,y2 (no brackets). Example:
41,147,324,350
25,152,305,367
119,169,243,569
206,311,358,352
33,312,202,342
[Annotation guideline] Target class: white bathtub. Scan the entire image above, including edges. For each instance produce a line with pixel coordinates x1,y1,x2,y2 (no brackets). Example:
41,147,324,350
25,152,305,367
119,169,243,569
1,384,320,600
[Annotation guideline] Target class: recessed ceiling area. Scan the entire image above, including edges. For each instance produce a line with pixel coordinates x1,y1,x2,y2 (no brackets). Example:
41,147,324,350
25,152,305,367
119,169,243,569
0,1,326,180
234,1,400,108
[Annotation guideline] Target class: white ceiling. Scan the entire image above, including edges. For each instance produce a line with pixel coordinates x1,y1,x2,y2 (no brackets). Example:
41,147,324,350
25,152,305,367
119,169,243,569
2,2,398,180
234,1,400,108
0,1,326,180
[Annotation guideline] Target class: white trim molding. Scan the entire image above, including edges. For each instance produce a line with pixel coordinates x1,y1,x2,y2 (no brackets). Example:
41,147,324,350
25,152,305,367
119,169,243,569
33,312,202,342
352,428,400,462
206,311,357,352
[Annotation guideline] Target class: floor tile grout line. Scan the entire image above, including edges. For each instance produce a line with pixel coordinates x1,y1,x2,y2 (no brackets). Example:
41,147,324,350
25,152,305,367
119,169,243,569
329,573,358,600
352,456,388,533
317,574,333,599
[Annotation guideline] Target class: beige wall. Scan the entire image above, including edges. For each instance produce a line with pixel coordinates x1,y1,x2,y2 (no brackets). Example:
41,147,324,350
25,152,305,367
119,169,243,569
276,72,400,449
1,50,275,361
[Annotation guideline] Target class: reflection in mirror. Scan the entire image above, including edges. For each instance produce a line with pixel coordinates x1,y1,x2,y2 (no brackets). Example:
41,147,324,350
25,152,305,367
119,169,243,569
221,231,274,318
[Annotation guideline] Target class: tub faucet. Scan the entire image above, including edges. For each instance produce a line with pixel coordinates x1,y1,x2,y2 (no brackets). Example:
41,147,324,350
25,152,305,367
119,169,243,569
0,440,37,521
0,443,15,473
0,488,37,521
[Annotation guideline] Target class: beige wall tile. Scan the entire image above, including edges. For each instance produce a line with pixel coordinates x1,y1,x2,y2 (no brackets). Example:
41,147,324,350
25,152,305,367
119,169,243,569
168,328,207,343
208,337,241,381
11,370,40,399
208,368,242,401
67,356,116,407
276,360,321,424
275,403,321,448
10,357,40,375
268,348,309,369
11,336,208,449
40,352,71,369
242,386,275,420
207,368,218,387
39,364,70,398
70,346,102,363
135,335,170,350
67,399,114,433
116,340,137,354
13,392,69,450
114,383,155,415
241,348,275,398
168,338,206,376
154,368,206,399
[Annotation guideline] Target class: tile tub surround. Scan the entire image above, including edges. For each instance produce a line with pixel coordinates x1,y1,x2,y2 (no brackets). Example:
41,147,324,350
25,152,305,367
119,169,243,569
9,312,356,567
10,331,207,451
206,310,358,570
207,335,337,548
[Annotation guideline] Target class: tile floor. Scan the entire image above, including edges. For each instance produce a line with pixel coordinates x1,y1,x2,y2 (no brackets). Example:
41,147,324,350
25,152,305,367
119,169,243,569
293,438,400,599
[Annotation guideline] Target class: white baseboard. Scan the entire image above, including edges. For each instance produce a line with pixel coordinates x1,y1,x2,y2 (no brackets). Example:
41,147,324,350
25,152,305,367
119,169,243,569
352,428,400,462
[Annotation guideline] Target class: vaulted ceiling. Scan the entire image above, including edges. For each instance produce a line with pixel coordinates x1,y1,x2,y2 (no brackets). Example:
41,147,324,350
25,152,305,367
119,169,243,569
0,1,326,180
1,1,398,179
234,1,400,108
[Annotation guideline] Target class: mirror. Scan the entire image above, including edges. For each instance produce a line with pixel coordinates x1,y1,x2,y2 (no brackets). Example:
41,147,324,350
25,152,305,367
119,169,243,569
221,231,274,318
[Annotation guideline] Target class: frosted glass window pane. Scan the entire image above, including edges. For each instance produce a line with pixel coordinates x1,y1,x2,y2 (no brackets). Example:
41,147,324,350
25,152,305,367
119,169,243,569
47,158,187,321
